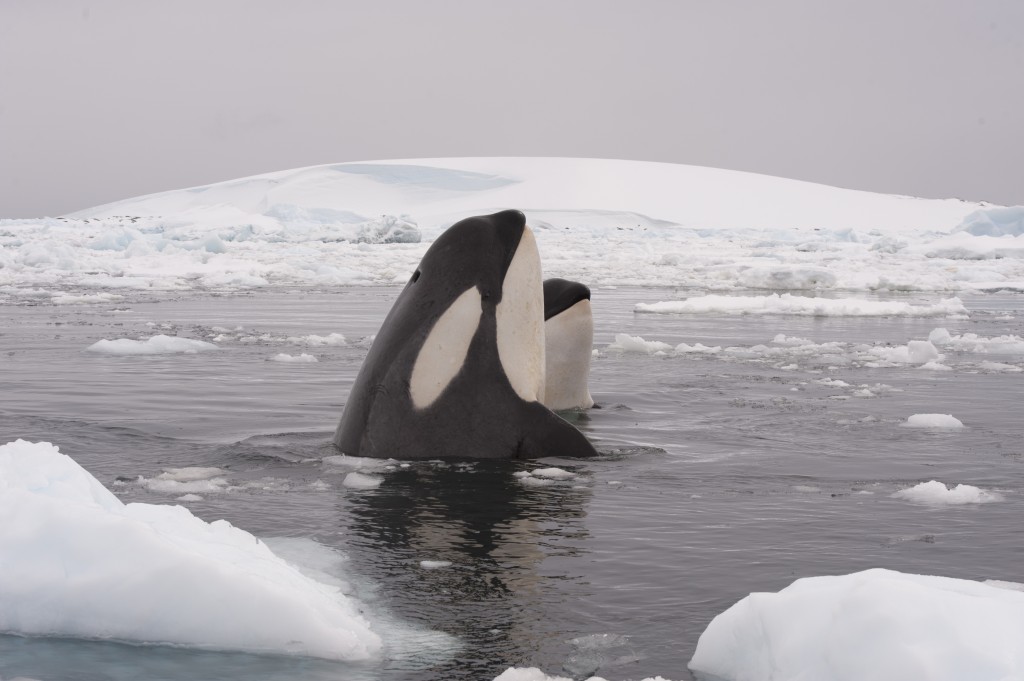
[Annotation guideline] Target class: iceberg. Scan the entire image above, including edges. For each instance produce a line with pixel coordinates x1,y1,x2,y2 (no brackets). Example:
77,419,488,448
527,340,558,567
0,440,381,660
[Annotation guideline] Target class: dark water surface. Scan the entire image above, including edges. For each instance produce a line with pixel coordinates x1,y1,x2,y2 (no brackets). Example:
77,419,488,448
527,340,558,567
1,287,1022,681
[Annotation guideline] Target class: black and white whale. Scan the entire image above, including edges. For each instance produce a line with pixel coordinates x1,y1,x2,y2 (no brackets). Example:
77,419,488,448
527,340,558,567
334,209,598,459
542,278,595,411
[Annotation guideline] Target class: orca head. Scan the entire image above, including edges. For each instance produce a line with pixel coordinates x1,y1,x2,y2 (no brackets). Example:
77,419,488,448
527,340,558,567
407,209,546,408
543,278,592,321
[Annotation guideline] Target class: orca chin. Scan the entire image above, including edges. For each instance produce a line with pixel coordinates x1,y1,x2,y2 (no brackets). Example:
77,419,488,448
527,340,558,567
334,210,598,460
542,278,595,411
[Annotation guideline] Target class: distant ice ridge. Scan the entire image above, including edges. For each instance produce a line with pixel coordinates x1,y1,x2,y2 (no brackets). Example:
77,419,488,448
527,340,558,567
1,159,1021,295
688,568,1024,681
635,294,968,317
0,440,381,660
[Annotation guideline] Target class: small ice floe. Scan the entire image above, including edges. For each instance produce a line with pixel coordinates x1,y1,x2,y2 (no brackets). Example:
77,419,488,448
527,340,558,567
892,480,1002,505
86,334,219,355
419,560,452,570
493,669,673,681
136,467,229,494
514,467,577,487
342,472,384,489
288,333,347,346
688,568,1024,681
0,440,381,660
929,327,1024,355
271,352,318,363
606,333,673,354
176,493,203,502
903,413,965,429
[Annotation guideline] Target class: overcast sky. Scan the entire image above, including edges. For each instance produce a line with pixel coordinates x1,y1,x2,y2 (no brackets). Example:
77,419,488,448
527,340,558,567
1,0,1021,217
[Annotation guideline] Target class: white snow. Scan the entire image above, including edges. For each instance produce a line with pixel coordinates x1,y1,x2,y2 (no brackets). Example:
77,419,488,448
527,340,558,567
419,560,453,569
892,480,1003,505
493,669,672,681
904,414,965,429
606,334,673,354
1,158,1019,295
86,335,219,355
0,440,380,660
271,352,319,363
342,472,384,489
529,467,577,480
689,568,1024,681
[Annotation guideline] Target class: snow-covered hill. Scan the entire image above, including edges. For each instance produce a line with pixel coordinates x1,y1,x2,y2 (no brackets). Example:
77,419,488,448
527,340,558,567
1,158,1022,297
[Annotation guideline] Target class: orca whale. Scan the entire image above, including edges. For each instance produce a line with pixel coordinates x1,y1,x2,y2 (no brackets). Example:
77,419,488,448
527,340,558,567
542,278,595,411
333,210,598,459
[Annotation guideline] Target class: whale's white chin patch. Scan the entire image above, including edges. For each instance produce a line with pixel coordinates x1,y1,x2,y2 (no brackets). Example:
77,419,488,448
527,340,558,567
409,286,482,410
495,227,545,403
543,298,595,411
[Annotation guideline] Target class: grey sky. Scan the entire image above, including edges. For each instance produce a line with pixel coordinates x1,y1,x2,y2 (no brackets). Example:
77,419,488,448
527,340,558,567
1,0,1021,217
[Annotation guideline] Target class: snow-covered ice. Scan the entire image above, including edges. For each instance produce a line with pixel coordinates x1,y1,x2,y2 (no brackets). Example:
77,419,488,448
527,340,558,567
419,560,453,570
904,414,965,429
2,158,1021,295
635,294,968,317
271,352,319,363
892,480,1003,505
342,472,384,489
85,335,219,355
0,440,380,660
688,568,1024,681
493,669,672,681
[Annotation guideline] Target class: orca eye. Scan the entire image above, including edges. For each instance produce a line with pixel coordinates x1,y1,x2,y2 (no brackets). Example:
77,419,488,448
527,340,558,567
410,270,421,283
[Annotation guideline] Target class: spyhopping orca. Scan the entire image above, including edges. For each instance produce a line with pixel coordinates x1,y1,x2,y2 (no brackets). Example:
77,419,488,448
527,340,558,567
334,210,598,459
542,278,595,411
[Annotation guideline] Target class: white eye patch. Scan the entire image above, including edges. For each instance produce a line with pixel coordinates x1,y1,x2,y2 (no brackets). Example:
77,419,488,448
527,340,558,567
495,227,545,403
409,286,482,410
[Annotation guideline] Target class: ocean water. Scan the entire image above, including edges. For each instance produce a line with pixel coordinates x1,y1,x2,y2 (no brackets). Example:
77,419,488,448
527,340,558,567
1,287,1022,681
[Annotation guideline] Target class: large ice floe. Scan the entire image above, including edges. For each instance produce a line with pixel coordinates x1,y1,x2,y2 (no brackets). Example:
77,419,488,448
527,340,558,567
688,568,1024,681
0,440,381,660
1,158,1022,296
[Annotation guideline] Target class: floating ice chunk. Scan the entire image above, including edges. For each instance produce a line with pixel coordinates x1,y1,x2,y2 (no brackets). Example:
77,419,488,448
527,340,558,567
419,560,452,569
530,467,576,480
904,414,964,429
919,360,953,371
342,472,384,489
892,480,1003,505
493,668,673,681
929,327,953,344
906,340,939,364
289,333,347,346
272,353,318,363
606,333,673,354
0,440,380,660
689,568,1024,681
772,334,813,346
674,342,722,354
86,335,219,355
